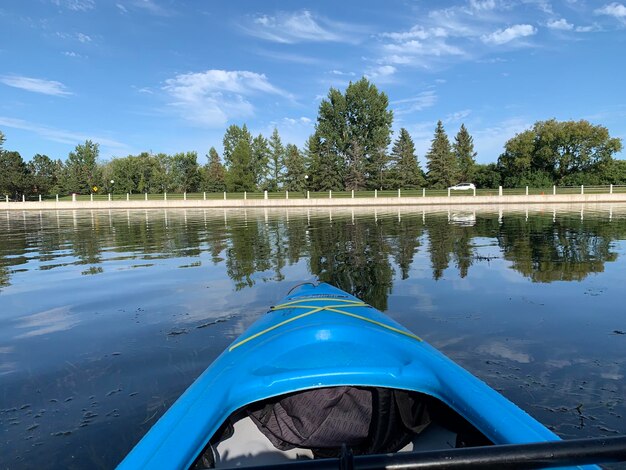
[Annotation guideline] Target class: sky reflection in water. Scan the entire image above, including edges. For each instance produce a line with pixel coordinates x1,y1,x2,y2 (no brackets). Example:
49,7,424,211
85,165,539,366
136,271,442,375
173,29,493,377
0,205,625,468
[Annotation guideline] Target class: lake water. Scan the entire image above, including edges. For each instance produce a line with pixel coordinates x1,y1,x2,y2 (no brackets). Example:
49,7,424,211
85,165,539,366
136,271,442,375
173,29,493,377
1,205,625,469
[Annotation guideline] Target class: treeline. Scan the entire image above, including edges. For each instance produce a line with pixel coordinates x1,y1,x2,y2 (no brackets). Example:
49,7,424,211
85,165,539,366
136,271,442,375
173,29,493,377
1,77,624,198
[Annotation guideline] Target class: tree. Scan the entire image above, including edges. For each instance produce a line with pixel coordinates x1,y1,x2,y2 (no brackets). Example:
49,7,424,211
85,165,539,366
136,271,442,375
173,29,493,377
223,124,252,168
226,138,255,191
0,151,30,199
0,130,5,149
283,144,307,191
314,77,393,190
29,154,62,195
306,133,343,191
171,152,200,192
388,128,424,189
344,139,366,190
473,163,501,189
251,134,270,189
65,140,101,193
267,128,285,191
426,121,456,188
203,147,226,192
453,124,477,183
498,119,623,186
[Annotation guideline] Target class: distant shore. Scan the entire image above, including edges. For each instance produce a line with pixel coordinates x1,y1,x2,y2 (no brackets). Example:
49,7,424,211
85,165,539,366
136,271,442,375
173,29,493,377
4,193,626,211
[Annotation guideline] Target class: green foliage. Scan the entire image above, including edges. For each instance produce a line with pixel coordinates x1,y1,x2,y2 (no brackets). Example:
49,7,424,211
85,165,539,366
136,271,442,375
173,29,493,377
28,154,63,195
0,130,5,149
267,128,285,191
313,77,393,190
0,151,30,198
226,138,255,191
473,163,501,189
426,121,457,188
202,147,226,192
388,128,424,189
453,124,476,183
171,151,200,192
306,133,343,191
498,119,623,186
283,144,307,191
251,134,270,188
223,124,252,168
64,140,101,193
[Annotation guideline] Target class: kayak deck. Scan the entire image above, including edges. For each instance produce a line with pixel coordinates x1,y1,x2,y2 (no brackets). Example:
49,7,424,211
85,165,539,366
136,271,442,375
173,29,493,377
118,283,600,469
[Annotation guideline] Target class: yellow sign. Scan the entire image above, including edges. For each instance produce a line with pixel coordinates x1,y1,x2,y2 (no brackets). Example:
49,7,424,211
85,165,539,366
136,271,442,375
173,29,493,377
92,186,98,193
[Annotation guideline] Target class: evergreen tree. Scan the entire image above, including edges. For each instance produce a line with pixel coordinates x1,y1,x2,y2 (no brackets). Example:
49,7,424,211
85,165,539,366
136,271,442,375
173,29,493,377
222,124,252,167
251,134,269,189
65,140,101,193
267,128,285,191
306,133,343,191
389,128,424,189
226,138,255,191
453,124,477,183
426,121,456,189
344,139,366,190
283,144,307,191
203,147,226,192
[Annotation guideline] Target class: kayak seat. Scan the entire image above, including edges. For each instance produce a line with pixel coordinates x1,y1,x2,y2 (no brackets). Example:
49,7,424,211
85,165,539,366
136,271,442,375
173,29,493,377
192,386,492,469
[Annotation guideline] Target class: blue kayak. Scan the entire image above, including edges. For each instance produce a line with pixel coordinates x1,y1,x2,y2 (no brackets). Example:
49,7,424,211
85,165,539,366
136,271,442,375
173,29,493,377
118,283,607,469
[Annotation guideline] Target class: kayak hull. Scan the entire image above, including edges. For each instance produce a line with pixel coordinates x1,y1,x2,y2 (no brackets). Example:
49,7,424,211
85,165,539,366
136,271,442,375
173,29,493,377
118,283,569,469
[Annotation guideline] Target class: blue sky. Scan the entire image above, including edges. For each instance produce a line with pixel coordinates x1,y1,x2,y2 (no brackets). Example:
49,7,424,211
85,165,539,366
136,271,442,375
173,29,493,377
1,0,625,165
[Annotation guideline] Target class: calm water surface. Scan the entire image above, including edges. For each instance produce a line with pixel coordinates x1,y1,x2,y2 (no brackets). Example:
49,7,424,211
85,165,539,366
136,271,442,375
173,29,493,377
1,206,625,468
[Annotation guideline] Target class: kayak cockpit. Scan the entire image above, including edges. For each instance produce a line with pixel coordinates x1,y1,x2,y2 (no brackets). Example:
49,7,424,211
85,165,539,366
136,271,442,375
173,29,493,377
191,386,492,469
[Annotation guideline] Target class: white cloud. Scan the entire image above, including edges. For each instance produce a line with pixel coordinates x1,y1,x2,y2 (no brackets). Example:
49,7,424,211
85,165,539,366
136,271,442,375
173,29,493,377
245,10,362,44
444,110,472,123
481,24,537,45
77,32,92,43
163,70,289,127
547,18,574,30
392,90,438,114
116,3,128,13
330,70,356,77
595,3,626,21
365,65,396,81
129,0,172,16
51,0,95,11
0,75,72,96
0,116,128,150
469,0,497,11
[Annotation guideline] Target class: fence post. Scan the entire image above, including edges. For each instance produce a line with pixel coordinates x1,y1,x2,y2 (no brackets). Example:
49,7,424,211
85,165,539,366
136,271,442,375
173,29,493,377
184,192,187,201
72,193,76,202
223,191,226,200
164,192,167,200
145,193,148,201
525,186,528,196
90,194,93,202
126,193,129,201
498,186,503,196
329,190,332,199
448,188,451,197
22,194,25,202
244,191,247,200
553,185,556,196
108,194,111,201
264,190,268,200
610,184,613,194
56,194,59,203
473,187,476,197
375,189,378,198
203,192,206,200
286,190,289,200
351,189,354,199
423,188,425,197
398,188,401,198
581,185,584,195
39,194,42,202
6,195,9,203
307,190,310,199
